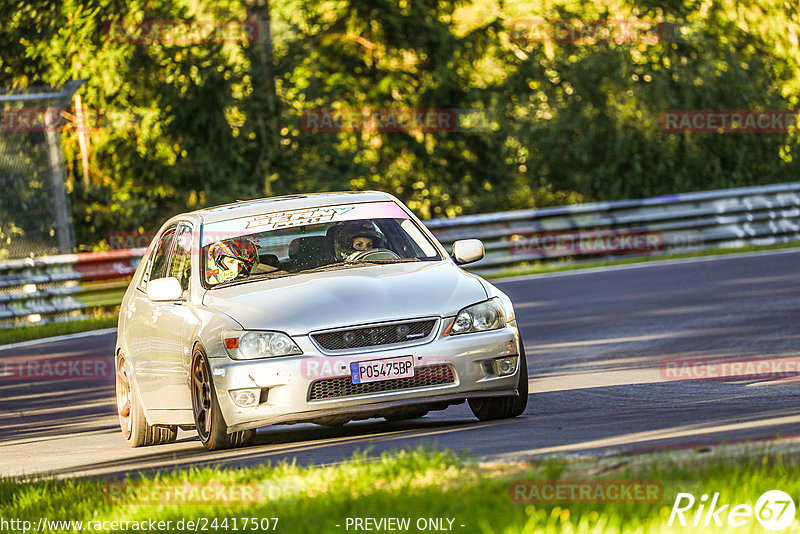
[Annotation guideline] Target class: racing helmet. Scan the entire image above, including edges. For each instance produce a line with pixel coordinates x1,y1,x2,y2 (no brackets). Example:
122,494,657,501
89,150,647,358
332,221,385,261
207,237,258,283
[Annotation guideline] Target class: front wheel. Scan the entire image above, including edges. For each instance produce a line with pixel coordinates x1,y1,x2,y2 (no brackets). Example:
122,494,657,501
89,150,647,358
116,352,177,447
468,343,529,421
191,349,255,451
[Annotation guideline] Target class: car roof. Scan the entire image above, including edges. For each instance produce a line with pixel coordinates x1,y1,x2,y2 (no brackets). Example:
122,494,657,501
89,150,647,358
186,191,396,224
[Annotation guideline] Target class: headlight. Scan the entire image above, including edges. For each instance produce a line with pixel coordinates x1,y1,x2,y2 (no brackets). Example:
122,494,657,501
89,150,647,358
223,331,302,360
447,298,506,335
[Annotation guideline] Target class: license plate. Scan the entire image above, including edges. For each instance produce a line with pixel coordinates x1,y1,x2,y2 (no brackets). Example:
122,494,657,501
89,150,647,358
350,356,415,384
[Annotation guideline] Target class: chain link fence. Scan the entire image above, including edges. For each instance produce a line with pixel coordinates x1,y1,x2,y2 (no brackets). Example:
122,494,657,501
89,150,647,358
0,82,82,260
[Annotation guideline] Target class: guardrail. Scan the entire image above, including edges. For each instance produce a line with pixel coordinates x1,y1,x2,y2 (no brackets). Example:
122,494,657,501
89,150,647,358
427,181,800,275
0,249,144,327
2,182,799,327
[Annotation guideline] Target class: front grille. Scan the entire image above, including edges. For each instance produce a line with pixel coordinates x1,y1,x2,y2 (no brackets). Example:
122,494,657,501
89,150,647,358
312,319,437,351
308,364,455,401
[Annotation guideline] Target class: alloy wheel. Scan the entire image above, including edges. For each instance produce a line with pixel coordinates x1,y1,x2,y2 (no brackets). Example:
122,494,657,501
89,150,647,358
116,354,133,438
192,353,213,441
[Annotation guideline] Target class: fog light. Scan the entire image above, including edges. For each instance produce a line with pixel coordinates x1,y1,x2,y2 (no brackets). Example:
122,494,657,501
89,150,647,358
496,357,517,376
229,388,260,408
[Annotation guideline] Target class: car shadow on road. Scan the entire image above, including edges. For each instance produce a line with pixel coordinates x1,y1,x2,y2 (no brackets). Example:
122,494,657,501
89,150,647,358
0,378,118,446
37,415,490,479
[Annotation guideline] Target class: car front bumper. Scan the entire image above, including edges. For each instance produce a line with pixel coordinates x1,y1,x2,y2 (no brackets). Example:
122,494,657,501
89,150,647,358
208,322,523,432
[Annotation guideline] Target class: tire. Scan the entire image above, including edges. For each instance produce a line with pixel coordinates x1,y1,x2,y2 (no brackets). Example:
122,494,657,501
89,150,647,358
116,351,177,447
191,349,255,451
468,343,529,421
507,343,529,417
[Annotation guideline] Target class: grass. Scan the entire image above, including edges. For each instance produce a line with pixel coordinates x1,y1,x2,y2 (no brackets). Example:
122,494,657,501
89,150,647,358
0,315,118,346
2,446,800,533
482,240,800,279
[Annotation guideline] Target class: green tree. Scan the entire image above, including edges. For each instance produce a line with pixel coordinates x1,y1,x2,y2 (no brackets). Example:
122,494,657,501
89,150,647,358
1,0,798,254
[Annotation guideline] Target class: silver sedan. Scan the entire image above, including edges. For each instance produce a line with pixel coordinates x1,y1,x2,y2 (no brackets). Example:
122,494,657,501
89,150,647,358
115,191,528,450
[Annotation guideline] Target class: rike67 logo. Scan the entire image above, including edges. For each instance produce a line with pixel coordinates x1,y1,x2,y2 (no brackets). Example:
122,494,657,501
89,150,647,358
668,490,796,531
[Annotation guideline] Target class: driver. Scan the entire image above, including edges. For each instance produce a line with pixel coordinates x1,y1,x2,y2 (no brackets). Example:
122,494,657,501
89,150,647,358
352,235,374,252
333,221,385,261
207,237,258,284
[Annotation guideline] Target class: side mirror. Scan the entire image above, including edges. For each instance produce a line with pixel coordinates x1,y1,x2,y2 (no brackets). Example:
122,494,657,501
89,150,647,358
452,239,485,265
147,277,183,302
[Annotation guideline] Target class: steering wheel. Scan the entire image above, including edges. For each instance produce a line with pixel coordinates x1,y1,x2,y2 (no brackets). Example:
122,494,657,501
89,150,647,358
345,248,401,262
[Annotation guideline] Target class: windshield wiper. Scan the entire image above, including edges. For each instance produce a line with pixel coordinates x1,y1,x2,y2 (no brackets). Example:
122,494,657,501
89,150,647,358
210,270,292,288
293,261,362,275
294,257,421,275
352,258,422,264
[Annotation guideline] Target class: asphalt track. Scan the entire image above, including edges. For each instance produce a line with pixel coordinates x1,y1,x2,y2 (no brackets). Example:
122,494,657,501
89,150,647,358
2,250,800,479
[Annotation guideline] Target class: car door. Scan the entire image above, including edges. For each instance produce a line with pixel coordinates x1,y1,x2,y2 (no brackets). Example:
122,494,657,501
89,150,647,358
128,225,177,409
149,222,195,412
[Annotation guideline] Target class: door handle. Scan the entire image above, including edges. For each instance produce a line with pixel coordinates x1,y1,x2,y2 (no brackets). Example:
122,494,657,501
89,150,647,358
151,309,162,323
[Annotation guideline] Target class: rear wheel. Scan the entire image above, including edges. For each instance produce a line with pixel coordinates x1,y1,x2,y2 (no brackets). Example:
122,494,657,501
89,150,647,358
116,352,177,447
468,343,529,421
191,349,255,451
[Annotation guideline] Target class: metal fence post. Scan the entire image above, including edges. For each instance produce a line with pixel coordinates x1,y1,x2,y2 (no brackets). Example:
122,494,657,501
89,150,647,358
44,125,73,254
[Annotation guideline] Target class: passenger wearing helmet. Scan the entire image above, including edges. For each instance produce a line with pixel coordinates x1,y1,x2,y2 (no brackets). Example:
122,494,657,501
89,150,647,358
332,221,385,262
206,237,258,284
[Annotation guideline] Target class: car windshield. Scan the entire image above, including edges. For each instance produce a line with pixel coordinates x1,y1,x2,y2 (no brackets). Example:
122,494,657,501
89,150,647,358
201,201,442,287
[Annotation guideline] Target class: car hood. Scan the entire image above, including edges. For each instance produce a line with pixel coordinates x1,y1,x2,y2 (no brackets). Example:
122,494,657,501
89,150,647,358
202,261,487,335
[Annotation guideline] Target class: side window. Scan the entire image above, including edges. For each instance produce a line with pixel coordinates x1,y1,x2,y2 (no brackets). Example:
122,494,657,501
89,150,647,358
147,227,177,285
167,224,193,291
137,229,173,292
136,244,156,292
